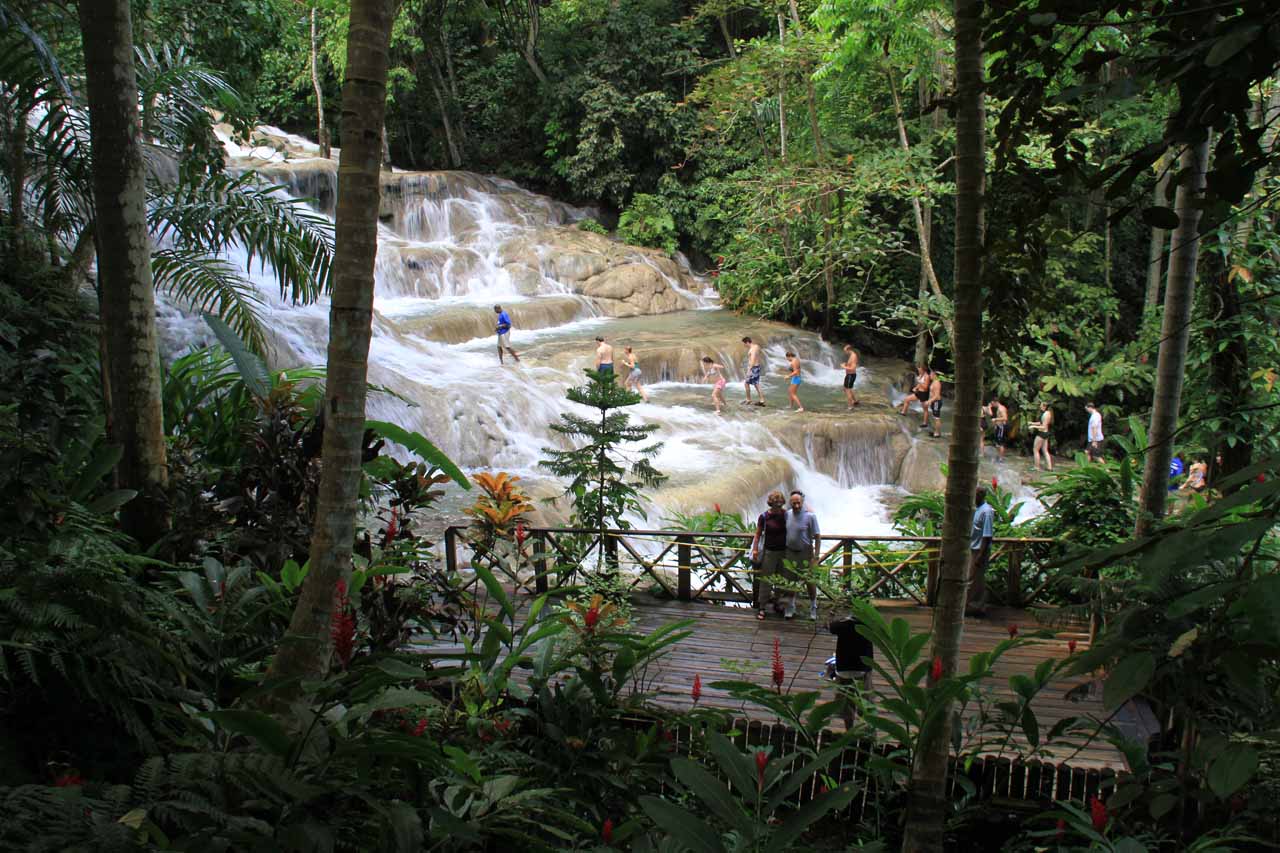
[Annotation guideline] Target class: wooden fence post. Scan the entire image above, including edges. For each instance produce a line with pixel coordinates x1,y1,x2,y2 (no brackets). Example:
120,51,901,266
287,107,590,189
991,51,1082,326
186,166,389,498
534,529,549,595
842,539,853,588
678,534,692,601
1007,542,1023,608
444,526,458,576
604,529,619,577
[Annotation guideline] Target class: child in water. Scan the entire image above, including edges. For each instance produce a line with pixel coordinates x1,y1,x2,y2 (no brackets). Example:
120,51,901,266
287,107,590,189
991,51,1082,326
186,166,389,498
785,351,804,412
701,356,727,414
623,346,648,402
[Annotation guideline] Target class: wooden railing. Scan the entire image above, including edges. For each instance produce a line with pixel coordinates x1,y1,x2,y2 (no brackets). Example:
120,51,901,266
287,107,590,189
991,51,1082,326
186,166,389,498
443,526,1057,608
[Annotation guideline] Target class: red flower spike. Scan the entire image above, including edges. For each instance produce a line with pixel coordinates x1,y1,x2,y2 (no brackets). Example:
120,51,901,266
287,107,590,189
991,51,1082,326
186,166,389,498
1007,623,1019,639
771,638,785,689
385,506,399,546
1068,639,1078,654
411,718,428,737
331,580,356,669
991,476,998,490
54,773,83,788
1055,818,1066,839
1258,473,1267,483
602,818,614,844
584,604,600,630
1090,796,1108,831
515,522,526,548
817,783,829,795
713,503,721,514
692,674,702,704
930,655,943,683
755,751,768,787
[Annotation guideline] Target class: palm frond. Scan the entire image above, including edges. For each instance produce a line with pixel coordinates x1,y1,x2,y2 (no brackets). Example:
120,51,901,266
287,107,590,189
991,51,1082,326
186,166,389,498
149,172,334,306
151,248,268,353
134,43,243,158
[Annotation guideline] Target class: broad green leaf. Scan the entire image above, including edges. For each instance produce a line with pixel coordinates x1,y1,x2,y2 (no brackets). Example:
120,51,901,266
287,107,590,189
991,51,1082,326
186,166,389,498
1021,706,1040,748
764,784,860,853
671,758,752,835
205,709,292,758
202,312,270,399
375,658,426,680
86,489,137,515
366,419,469,489
1103,652,1155,711
706,731,758,798
1204,24,1261,67
70,444,123,503
638,796,726,853
1207,743,1258,798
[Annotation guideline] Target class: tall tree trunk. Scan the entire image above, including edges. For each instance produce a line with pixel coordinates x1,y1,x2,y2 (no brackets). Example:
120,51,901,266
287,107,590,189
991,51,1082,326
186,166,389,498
719,15,772,157
776,13,787,162
1136,137,1211,537
78,0,169,546
424,56,462,167
1206,250,1251,487
521,0,548,86
1145,155,1172,314
901,0,985,848
889,76,955,345
311,6,331,159
266,0,395,688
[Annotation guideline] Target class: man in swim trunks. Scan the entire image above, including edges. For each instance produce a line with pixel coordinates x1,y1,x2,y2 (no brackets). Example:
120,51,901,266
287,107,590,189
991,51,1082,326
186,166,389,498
594,336,614,377
742,336,766,406
899,365,930,416
926,370,943,437
842,345,860,409
785,351,804,412
493,305,520,364
990,396,1009,460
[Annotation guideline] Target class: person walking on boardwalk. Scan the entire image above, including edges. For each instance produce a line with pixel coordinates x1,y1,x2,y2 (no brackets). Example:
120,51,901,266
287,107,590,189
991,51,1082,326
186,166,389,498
785,351,805,412
1086,402,1105,461
784,490,821,620
1030,401,1054,472
594,336,614,376
493,305,520,364
925,370,943,437
750,491,789,620
842,345,860,409
990,396,1010,460
965,485,996,618
701,356,728,414
742,336,766,407
623,346,648,402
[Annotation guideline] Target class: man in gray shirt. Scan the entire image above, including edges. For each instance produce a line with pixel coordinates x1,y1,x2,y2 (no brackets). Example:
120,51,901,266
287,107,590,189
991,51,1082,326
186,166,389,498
965,486,996,617
784,490,821,620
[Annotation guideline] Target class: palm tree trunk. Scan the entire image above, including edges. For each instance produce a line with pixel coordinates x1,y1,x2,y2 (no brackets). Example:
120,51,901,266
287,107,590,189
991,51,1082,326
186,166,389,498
901,0,985,847
1136,137,1211,537
1144,156,1172,314
311,6,331,159
77,0,169,546
266,0,396,688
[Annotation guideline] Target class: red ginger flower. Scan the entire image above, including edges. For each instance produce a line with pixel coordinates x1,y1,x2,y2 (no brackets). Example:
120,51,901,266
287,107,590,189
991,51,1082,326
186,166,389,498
771,637,785,689
713,502,721,514
331,580,356,669
692,674,702,703
584,603,600,630
411,718,428,737
602,818,614,844
992,476,999,490
515,522,526,548
1007,623,1019,639
930,655,943,682
1090,796,1108,831
1068,639,1078,654
1056,818,1066,839
1258,473,1267,483
755,751,768,788
385,506,399,546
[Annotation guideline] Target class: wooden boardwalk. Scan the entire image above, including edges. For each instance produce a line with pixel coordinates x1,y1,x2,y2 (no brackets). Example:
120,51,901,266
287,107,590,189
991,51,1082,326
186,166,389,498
620,597,1122,770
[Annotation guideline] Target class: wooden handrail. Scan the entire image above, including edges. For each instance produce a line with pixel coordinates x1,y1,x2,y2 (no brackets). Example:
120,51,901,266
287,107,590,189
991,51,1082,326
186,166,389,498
444,525,1058,607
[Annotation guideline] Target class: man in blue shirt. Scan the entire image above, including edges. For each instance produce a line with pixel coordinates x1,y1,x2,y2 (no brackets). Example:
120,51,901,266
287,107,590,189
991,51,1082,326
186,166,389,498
493,304,520,364
783,490,821,620
965,486,995,617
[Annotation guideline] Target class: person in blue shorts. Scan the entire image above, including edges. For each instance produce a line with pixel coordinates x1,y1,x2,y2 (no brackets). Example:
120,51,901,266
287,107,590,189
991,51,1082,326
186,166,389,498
493,305,520,364
741,336,766,406
785,351,804,412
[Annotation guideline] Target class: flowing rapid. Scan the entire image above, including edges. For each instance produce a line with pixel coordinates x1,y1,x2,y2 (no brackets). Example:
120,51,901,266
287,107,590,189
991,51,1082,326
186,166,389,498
156,125,1039,533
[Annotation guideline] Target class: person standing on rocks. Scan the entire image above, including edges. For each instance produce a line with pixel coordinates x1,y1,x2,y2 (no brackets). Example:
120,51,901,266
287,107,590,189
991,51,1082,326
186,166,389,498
494,305,520,364
965,485,995,618
594,336,614,376
784,490,821,620
623,346,648,401
899,365,930,416
990,396,1010,460
1030,401,1054,472
785,351,805,412
842,345,860,409
742,336,766,407
1086,402,1105,461
701,356,728,414
926,370,943,437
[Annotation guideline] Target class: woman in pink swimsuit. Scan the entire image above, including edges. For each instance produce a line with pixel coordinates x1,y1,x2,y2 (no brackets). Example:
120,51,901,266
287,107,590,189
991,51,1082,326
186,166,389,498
701,356,728,414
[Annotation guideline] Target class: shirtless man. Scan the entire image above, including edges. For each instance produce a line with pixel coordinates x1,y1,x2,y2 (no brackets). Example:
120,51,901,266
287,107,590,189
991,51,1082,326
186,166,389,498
1180,458,1208,493
842,345,860,409
990,396,1010,460
742,336,766,406
594,336,614,377
899,365,930,416
926,371,943,437
785,351,804,412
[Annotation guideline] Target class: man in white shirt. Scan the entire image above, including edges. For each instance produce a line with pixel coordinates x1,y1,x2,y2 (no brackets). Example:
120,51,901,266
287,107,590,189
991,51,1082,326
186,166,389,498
1086,402,1104,462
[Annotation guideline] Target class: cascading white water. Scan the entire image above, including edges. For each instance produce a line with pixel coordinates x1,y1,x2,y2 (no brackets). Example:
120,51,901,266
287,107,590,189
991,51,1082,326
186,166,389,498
157,125,928,535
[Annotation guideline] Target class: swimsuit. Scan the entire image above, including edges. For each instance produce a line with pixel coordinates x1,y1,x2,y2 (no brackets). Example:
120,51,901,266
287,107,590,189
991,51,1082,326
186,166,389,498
599,363,613,375
747,364,762,386
914,388,929,403
994,423,1008,446
929,399,942,417
790,375,802,386
629,366,642,379
707,366,726,391
843,371,857,389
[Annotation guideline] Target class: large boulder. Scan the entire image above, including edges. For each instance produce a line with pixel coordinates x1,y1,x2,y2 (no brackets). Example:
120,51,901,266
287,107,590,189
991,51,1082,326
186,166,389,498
579,263,691,316
897,439,948,493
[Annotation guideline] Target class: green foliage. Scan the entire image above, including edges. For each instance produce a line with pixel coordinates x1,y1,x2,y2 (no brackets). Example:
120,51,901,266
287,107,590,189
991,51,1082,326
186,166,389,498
575,217,610,235
616,193,678,255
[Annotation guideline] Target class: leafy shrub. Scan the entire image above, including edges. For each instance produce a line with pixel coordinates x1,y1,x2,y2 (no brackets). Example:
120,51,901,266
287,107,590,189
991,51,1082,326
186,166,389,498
617,193,678,256
576,217,609,235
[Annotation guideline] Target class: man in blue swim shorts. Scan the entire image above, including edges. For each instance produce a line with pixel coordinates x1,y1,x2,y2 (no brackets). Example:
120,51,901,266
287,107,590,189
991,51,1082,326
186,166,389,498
741,336,766,406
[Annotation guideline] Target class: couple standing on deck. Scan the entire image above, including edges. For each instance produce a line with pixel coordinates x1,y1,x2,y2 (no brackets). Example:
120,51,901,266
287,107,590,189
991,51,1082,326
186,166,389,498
749,490,820,621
